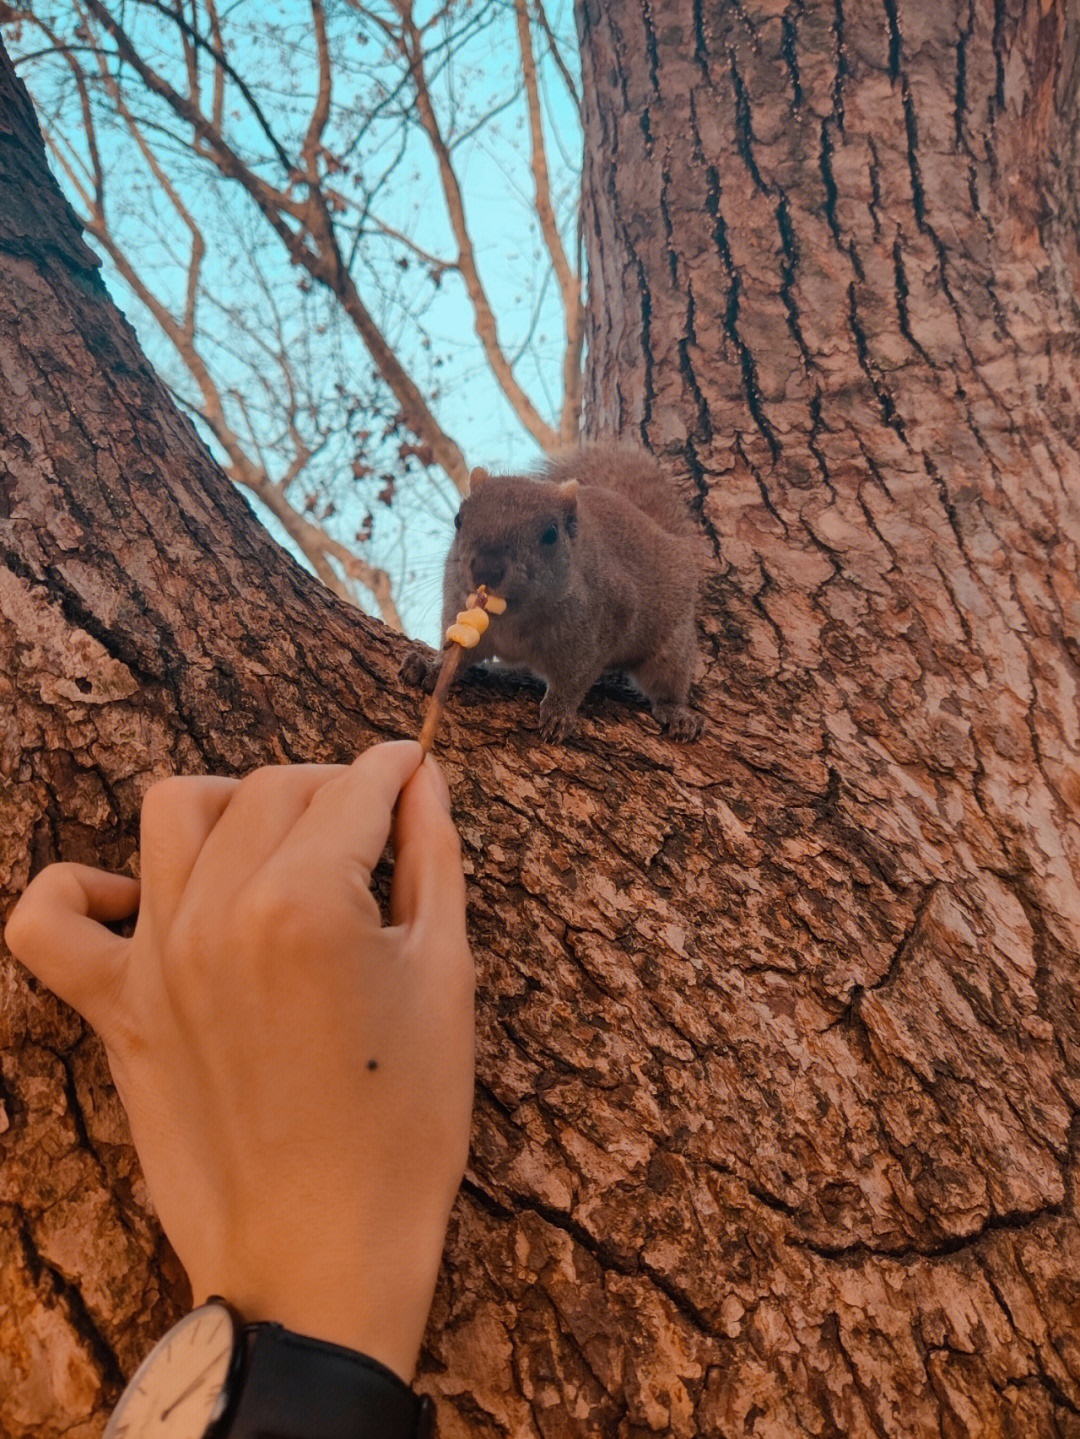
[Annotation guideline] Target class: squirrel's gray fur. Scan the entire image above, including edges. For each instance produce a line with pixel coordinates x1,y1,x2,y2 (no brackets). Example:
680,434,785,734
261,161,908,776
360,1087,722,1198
403,445,704,741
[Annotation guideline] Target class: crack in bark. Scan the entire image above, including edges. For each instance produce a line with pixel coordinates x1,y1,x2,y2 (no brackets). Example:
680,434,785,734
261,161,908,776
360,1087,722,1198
798,516,848,592
818,118,842,253
683,438,725,563
891,235,934,366
847,281,906,438
747,554,790,665
851,431,897,500
826,882,938,1030
867,135,884,240
819,119,865,279
704,167,781,460
974,1241,1080,1419
781,5,804,110
17,1220,126,1393
555,921,711,1066
635,256,655,442
991,0,1007,112
841,989,957,1121
463,1173,721,1340
691,0,712,79
736,433,787,533
792,1197,1068,1264
853,485,899,563
807,395,839,492
777,195,817,377
729,49,769,195
900,73,928,230
1015,591,1066,826
678,286,713,444
955,0,974,153
882,0,902,83
637,105,653,157
4,530,165,701
826,1311,893,1439
883,24,1020,422
641,0,661,99
658,171,679,288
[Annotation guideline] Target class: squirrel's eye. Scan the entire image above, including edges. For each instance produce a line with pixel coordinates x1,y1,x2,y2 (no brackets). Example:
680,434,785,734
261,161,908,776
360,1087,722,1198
541,523,558,546
454,510,463,530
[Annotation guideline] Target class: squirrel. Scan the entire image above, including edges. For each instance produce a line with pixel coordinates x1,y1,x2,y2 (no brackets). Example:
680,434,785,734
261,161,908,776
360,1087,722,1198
402,445,704,741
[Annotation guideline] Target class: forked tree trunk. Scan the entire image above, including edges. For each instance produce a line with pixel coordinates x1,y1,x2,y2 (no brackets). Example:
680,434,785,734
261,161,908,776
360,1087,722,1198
2,0,1079,1434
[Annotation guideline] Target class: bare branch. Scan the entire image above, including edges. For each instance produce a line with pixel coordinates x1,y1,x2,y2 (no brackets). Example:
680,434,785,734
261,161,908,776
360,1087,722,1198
83,33,207,341
302,0,333,177
514,0,582,446
80,0,470,492
531,0,580,116
361,216,454,275
115,0,295,177
390,2,563,452
70,197,349,612
16,10,106,209
203,0,225,132
241,467,403,629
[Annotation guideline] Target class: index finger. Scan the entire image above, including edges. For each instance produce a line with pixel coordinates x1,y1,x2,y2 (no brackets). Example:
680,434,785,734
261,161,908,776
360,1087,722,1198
269,741,425,897
139,774,239,930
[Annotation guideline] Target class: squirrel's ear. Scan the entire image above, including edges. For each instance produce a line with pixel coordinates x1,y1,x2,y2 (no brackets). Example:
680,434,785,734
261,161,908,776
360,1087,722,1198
468,466,491,494
559,478,579,536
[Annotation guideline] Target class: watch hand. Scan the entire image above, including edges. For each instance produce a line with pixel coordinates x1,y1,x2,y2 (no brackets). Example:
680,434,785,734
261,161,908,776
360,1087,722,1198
159,1351,227,1422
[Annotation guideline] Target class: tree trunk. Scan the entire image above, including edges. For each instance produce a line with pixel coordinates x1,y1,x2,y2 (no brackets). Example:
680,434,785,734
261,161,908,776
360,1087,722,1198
570,0,1080,1432
3,1,1080,1436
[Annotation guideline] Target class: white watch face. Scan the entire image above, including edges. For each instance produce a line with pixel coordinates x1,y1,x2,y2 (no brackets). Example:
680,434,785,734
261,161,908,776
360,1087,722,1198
103,1302,236,1439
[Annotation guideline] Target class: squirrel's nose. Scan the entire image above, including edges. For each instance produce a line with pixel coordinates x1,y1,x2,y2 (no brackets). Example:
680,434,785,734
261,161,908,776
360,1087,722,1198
472,550,507,591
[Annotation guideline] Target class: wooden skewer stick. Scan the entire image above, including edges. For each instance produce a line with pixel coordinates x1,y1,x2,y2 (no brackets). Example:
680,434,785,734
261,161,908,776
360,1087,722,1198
418,643,467,754
419,585,502,754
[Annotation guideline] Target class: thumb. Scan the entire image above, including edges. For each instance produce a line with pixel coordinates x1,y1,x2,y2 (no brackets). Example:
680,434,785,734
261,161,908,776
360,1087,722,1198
4,863,138,1030
390,758,468,959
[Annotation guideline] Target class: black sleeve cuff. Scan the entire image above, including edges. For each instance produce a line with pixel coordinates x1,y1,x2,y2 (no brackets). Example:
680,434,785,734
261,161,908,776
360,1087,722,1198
218,1324,435,1439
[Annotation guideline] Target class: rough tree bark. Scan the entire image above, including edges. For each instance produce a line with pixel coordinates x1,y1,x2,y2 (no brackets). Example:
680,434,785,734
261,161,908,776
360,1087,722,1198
2,2,1079,1438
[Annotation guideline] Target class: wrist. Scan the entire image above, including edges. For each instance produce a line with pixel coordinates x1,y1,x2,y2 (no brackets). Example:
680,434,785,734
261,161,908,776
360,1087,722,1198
221,1321,435,1439
193,1235,446,1384
103,1300,436,1439
208,1291,430,1387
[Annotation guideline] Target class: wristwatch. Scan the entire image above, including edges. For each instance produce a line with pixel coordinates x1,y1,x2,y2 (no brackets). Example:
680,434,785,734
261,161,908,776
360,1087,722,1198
102,1299,436,1438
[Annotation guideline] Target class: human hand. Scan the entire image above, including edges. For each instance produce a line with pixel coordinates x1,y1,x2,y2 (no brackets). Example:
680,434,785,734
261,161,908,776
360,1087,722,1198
4,741,473,1383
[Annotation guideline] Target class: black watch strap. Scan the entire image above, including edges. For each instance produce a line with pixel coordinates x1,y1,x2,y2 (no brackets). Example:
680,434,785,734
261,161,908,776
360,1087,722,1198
218,1324,436,1439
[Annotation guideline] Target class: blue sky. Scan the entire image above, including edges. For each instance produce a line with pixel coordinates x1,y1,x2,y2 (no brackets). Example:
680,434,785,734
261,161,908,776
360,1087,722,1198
9,0,582,641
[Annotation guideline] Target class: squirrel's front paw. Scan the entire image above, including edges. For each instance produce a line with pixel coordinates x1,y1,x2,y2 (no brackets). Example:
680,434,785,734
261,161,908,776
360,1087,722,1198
654,701,703,741
400,650,439,694
537,695,578,742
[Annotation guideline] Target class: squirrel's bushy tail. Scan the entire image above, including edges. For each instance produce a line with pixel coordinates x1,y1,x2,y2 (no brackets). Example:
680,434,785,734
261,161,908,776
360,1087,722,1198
540,445,694,539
